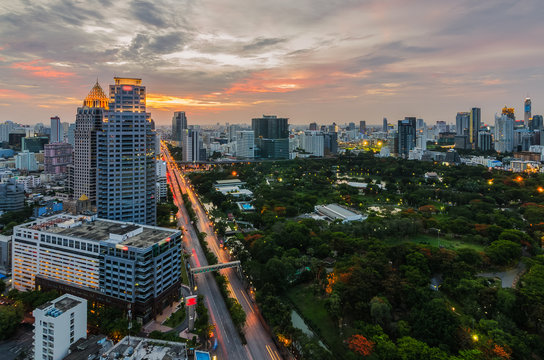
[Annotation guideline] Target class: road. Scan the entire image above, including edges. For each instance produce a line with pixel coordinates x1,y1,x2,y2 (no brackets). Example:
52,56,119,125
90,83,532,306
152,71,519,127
162,143,282,360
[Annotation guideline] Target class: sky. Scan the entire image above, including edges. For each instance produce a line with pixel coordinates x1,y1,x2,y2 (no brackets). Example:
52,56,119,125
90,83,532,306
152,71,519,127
0,0,543,127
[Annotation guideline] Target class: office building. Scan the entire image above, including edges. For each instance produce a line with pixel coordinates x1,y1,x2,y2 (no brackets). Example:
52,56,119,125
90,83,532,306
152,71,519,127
72,81,108,203
456,112,470,136
301,131,324,157
383,117,388,132
0,179,25,212
398,117,417,158
228,124,239,142
12,214,182,323
495,113,514,153
97,77,156,225
525,98,531,127
182,128,202,162
171,111,187,147
359,121,366,134
22,136,49,153
309,122,318,131
44,142,72,175
9,130,26,150
252,115,289,159
531,114,543,131
66,123,76,147
156,160,167,202
50,116,62,143
235,130,255,159
478,131,493,151
34,294,87,360
470,108,481,149
0,121,17,142
15,150,39,171
0,235,11,274
324,132,338,155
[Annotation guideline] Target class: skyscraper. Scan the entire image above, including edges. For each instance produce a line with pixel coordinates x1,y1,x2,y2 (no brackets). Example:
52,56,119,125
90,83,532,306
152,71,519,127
524,98,531,127
50,116,62,143
531,115,543,130
470,107,481,149
456,112,470,136
182,128,201,162
252,115,289,159
359,121,366,134
172,111,187,147
397,117,416,158
495,113,514,153
72,81,108,203
97,77,156,225
383,117,388,132
235,130,255,159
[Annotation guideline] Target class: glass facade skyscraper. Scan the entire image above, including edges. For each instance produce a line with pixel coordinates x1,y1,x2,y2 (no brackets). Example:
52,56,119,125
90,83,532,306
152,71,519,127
97,78,156,225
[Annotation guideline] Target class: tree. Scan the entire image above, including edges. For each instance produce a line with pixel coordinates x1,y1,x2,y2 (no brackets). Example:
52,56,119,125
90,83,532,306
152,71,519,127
348,334,375,357
229,299,246,331
0,301,23,340
370,296,392,328
485,240,521,265
410,298,459,351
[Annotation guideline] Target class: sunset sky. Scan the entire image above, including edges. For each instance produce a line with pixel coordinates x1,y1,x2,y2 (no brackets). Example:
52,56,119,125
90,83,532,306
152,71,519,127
1,0,543,126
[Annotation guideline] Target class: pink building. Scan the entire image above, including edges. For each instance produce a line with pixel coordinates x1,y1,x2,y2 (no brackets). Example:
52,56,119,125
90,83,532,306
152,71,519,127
44,142,72,174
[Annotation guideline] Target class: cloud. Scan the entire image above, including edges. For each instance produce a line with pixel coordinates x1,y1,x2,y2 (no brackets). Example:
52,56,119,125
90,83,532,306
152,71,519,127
11,60,76,78
0,89,31,99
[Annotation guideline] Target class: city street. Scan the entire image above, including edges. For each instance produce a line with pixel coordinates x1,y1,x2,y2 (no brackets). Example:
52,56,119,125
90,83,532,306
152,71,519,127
162,143,282,360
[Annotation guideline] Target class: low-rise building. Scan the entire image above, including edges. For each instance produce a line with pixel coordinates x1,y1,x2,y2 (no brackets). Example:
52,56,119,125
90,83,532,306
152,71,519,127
0,178,25,212
314,204,366,223
101,336,187,360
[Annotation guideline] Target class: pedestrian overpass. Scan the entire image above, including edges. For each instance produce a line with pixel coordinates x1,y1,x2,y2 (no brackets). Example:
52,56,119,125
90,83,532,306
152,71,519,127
188,261,242,290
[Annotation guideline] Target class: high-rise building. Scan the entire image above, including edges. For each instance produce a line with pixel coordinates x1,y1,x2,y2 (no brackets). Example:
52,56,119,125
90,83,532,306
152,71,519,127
0,179,25,212
252,115,289,159
15,150,38,171
156,160,167,202
235,130,255,159
309,122,318,131
0,235,11,274
0,121,16,142
44,142,72,175
531,115,543,131
478,131,493,151
182,128,202,162
12,214,182,323
359,121,366,134
398,117,417,158
416,120,427,150
456,112,470,136
22,136,49,153
66,123,76,146
33,294,87,360
382,117,388,132
72,81,108,203
171,111,187,147
470,107,481,149
347,122,356,131
50,116,62,143
524,98,531,127
301,131,325,157
97,77,156,225
228,124,239,142
324,132,338,155
495,113,514,153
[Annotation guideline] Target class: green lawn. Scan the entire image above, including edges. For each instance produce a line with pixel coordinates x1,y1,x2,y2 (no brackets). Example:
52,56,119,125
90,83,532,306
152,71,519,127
384,234,485,252
287,285,344,353
163,305,186,328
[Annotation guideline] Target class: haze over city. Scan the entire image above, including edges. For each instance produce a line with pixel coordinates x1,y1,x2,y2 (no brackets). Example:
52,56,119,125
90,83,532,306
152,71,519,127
1,0,543,126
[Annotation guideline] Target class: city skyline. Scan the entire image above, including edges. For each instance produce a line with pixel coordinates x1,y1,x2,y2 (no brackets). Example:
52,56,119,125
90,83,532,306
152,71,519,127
1,0,543,126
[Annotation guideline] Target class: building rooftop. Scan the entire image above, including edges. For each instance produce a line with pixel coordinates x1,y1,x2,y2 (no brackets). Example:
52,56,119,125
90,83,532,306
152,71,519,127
19,214,179,248
64,335,112,360
36,294,82,315
214,179,246,187
102,336,187,360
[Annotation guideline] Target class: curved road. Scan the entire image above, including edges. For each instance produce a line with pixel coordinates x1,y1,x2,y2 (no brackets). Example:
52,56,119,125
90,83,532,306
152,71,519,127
162,143,281,360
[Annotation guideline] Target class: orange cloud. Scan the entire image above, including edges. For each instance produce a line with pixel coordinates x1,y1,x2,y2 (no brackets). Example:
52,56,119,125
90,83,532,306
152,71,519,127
224,71,317,94
11,59,75,78
0,89,31,99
